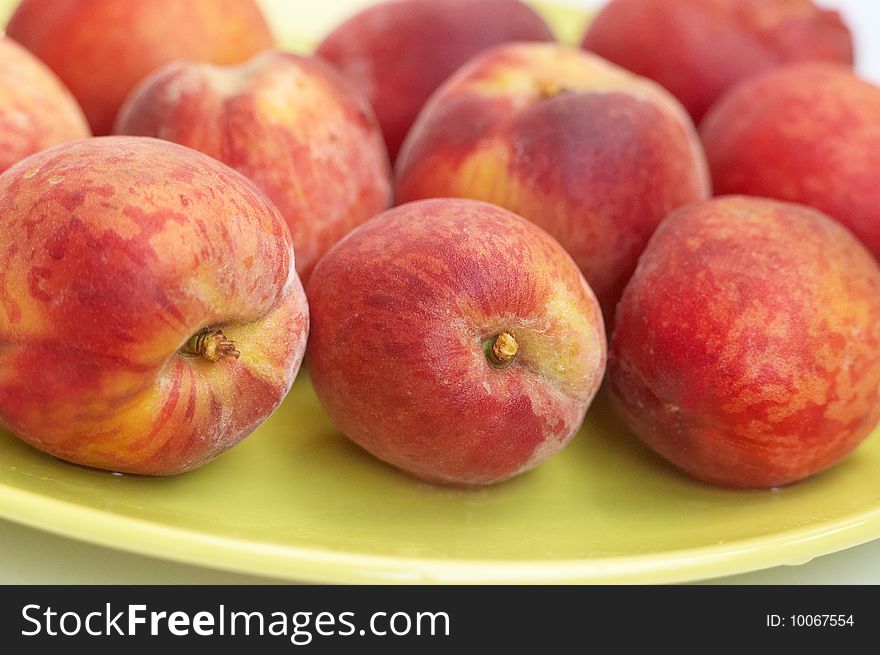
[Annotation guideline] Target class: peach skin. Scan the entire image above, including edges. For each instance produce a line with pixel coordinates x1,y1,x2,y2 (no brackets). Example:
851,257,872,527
701,64,880,261
0,37,90,174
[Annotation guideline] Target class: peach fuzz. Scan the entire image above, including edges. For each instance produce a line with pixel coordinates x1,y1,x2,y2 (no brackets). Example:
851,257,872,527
701,64,880,261
0,37,90,174
307,199,606,487
582,0,853,123
6,0,274,135
395,42,710,318
115,51,392,284
315,0,554,161
0,137,308,475
609,197,880,488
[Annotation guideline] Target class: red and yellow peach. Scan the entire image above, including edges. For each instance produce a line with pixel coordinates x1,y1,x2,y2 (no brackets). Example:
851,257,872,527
0,136,308,475
609,196,880,488
307,198,606,486
115,51,392,283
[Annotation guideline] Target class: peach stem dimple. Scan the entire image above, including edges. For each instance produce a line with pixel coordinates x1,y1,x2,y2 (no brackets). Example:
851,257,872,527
535,78,569,99
485,331,518,368
180,328,240,362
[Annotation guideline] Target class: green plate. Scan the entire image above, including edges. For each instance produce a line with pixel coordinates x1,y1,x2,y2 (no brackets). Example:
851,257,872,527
1,375,880,584
1,1,879,584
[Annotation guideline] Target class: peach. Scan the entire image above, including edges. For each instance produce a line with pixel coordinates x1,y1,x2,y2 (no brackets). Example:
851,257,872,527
701,64,880,260
0,137,308,475
307,199,606,486
395,43,710,318
115,51,392,283
609,197,880,488
315,0,553,161
581,0,853,123
6,0,274,135
0,36,90,173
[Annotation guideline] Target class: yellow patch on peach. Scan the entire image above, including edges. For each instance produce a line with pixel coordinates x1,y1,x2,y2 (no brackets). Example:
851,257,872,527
451,140,575,232
451,139,512,203
253,79,325,126
0,277,52,338
224,313,293,384
518,280,603,397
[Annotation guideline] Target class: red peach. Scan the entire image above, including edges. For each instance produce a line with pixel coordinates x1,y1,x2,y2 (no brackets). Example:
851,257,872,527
307,198,606,486
396,42,710,318
315,0,553,161
0,36,90,173
0,137,308,475
582,0,853,123
115,51,392,284
609,196,880,488
6,0,274,135
701,64,880,260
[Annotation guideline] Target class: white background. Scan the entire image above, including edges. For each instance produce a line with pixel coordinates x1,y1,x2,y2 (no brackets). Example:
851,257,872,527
2,0,880,585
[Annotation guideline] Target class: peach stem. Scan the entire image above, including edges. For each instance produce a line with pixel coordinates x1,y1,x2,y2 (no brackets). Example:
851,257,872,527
536,78,570,99
485,331,518,368
180,328,240,362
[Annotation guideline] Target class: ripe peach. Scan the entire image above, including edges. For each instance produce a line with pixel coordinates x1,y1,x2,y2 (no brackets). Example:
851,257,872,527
395,43,710,318
307,199,606,486
315,0,553,161
0,137,308,475
115,51,392,283
609,197,880,488
581,0,853,123
6,0,274,135
0,37,90,173
701,64,880,260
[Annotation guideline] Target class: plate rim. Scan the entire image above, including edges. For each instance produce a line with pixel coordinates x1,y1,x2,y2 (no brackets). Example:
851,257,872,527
2,480,879,584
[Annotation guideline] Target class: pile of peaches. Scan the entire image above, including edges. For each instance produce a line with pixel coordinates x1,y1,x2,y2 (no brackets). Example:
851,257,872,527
1,0,878,491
